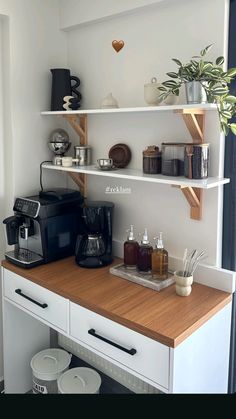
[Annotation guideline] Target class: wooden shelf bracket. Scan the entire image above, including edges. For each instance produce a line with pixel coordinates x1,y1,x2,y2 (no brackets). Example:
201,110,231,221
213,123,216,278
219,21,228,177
172,185,203,220
64,114,88,197
175,108,205,143
64,114,88,146
68,172,86,195
172,108,205,219
181,186,203,220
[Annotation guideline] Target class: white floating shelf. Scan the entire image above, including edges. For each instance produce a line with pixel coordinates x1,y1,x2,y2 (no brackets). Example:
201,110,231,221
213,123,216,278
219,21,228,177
42,163,229,189
41,103,217,116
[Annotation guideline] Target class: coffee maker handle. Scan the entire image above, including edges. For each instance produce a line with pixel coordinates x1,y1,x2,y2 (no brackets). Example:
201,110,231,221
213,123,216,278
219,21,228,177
107,211,112,235
75,234,85,257
106,210,113,255
3,216,20,245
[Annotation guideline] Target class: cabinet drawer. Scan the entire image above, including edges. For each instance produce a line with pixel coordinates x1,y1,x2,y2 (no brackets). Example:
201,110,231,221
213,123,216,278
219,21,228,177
3,270,68,332
70,303,169,389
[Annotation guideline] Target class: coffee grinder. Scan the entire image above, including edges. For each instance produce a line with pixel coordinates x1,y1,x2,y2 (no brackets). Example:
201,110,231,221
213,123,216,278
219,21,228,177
75,201,114,268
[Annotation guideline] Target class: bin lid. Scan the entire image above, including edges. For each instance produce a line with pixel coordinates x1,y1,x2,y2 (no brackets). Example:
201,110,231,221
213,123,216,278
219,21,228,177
31,349,71,380
58,367,102,394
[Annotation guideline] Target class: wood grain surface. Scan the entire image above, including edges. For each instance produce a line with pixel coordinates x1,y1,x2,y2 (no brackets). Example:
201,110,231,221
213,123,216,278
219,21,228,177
2,258,232,348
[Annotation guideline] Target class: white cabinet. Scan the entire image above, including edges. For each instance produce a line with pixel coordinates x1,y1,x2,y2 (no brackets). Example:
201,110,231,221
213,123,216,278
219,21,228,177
1,268,232,393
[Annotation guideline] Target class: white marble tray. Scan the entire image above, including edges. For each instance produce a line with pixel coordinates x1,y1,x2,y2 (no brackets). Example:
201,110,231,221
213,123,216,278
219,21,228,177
110,263,175,292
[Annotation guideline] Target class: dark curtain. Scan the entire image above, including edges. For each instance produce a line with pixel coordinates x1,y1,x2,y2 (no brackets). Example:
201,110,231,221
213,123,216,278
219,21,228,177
222,0,236,394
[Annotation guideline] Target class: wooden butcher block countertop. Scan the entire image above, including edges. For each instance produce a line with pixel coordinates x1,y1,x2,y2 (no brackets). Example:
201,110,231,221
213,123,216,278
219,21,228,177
2,257,232,348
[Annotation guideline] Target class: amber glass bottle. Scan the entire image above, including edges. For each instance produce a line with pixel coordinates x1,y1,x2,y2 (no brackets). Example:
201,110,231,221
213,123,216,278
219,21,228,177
152,232,168,280
124,225,139,269
137,228,153,273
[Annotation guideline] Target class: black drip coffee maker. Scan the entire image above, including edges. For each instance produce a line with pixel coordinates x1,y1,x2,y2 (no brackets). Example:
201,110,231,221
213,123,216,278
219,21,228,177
75,201,114,268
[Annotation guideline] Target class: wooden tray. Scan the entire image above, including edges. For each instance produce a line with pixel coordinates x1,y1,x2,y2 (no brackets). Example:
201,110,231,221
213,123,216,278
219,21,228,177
110,263,175,292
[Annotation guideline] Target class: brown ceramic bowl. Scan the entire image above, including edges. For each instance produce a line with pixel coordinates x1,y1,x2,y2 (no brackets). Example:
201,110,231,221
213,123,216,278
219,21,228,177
108,143,132,168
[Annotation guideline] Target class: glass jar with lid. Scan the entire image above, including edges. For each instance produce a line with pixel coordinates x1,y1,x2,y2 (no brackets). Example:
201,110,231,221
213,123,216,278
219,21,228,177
184,143,209,179
143,145,162,174
161,143,186,176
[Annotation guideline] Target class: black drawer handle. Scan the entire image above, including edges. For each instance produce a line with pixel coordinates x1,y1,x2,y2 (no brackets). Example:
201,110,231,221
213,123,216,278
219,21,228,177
88,328,137,356
15,289,48,309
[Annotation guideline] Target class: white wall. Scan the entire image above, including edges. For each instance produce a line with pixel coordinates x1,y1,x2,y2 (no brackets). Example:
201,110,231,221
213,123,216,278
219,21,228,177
62,0,229,266
0,0,68,382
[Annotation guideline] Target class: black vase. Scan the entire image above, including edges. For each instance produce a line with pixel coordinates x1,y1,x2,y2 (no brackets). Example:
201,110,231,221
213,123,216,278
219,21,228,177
50,68,81,111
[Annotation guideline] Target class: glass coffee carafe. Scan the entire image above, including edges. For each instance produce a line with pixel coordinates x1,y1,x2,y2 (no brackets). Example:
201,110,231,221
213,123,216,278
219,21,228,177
75,201,114,268
80,234,106,257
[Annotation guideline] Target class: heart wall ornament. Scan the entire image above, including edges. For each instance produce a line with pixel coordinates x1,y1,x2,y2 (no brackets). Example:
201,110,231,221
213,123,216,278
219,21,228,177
112,40,125,53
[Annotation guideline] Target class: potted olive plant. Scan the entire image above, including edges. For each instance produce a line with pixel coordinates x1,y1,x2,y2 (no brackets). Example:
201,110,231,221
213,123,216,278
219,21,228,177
159,45,236,136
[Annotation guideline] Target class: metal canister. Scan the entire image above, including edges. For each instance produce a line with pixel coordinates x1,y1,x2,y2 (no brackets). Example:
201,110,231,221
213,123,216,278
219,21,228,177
74,145,92,166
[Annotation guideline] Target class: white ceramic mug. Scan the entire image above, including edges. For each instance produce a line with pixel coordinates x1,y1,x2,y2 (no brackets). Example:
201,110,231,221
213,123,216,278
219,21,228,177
61,157,77,167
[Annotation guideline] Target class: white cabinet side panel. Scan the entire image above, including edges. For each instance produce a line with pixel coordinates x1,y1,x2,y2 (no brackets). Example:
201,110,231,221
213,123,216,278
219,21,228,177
171,303,232,394
2,300,50,394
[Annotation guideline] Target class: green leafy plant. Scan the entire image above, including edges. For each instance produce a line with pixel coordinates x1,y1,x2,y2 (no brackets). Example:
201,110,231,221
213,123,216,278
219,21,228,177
159,45,236,136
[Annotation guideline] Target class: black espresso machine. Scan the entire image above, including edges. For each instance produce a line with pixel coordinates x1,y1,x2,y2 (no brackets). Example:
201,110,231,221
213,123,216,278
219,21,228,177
3,188,84,268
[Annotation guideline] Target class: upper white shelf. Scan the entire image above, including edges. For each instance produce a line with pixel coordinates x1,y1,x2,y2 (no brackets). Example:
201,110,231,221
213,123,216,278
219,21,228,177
42,163,229,189
41,103,217,116
60,0,174,31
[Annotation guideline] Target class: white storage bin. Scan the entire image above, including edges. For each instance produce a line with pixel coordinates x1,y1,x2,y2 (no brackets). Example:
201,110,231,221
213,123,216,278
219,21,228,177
31,348,71,394
58,367,101,394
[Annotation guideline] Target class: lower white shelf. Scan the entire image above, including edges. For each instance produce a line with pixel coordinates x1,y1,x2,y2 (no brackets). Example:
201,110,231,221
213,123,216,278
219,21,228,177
42,163,230,189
